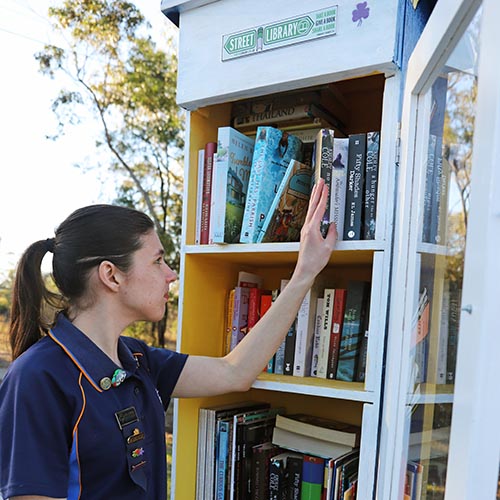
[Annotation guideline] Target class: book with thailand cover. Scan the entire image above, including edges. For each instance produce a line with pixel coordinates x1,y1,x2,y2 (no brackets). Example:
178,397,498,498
210,127,255,243
240,127,303,243
363,131,380,240
330,137,349,240
343,134,366,241
313,128,335,237
256,159,313,243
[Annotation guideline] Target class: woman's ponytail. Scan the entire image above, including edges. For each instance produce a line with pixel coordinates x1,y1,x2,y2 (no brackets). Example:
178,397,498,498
9,238,62,359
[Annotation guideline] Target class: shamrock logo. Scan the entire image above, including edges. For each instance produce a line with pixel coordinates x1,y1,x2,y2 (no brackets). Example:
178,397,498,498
352,2,370,26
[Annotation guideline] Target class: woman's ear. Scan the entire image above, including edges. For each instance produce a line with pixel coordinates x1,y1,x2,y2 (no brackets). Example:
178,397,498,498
97,260,122,292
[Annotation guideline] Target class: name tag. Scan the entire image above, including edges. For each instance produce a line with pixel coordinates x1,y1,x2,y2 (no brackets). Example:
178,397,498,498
115,406,139,430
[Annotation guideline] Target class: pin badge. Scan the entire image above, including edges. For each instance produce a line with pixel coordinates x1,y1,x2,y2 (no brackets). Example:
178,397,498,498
131,447,145,458
131,460,147,472
100,377,112,390
112,368,127,387
115,406,139,430
127,428,145,444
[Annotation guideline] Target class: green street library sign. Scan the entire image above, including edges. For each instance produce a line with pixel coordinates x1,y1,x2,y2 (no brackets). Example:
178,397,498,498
222,6,338,61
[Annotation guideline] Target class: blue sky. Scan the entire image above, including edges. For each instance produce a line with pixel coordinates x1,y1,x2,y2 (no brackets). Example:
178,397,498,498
0,0,178,278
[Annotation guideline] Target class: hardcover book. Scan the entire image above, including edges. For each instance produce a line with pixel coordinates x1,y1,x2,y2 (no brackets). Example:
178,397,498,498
343,133,366,241
330,137,349,240
210,127,255,244
250,442,281,500
301,455,325,500
269,452,291,500
326,289,348,380
200,142,217,245
313,129,335,237
335,281,371,382
240,127,303,243
256,159,313,243
363,131,380,240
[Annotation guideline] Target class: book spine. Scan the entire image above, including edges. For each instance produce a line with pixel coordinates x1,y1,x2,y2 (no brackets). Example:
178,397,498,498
363,131,380,240
314,129,335,237
230,287,250,351
195,149,205,245
276,280,290,375
355,296,371,383
210,148,228,244
316,288,335,378
294,287,319,377
422,134,437,243
269,457,287,500
287,455,303,500
429,135,444,245
216,420,230,500
224,289,236,355
446,284,462,384
260,293,275,372
301,455,324,500
310,297,324,378
336,282,370,382
283,320,297,376
200,142,217,245
234,103,315,129
326,289,347,380
343,134,366,240
247,288,264,332
330,138,349,240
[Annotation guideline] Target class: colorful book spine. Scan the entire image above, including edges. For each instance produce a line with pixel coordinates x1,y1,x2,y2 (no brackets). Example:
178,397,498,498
316,288,335,379
330,137,349,240
293,283,321,377
310,297,324,377
240,127,303,243
326,289,347,380
301,455,324,500
336,281,371,382
313,129,335,237
210,127,255,244
200,142,217,245
215,419,230,500
224,288,236,355
248,288,270,332
230,287,251,351
195,148,205,244
269,455,288,500
343,133,366,241
256,159,312,243
363,131,380,240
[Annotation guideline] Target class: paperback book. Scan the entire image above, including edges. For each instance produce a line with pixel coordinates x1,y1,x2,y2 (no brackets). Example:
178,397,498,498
210,127,255,243
330,138,349,240
240,127,303,243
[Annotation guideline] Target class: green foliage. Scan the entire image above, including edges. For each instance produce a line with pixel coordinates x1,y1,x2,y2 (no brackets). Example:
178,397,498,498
35,1,185,345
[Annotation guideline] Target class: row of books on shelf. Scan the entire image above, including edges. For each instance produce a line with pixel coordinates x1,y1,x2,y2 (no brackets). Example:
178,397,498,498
195,124,380,246
196,401,361,500
225,272,371,383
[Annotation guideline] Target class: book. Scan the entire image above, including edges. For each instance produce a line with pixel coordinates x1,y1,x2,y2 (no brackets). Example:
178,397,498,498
310,297,324,377
223,288,236,355
316,288,335,379
240,127,303,243
195,148,205,244
313,129,335,237
197,401,270,500
275,414,360,448
272,427,354,460
238,270,264,288
331,450,360,500
287,454,303,500
215,418,231,500
275,279,290,375
422,134,437,243
330,138,349,240
247,287,271,332
343,133,366,241
293,281,322,377
335,281,371,382
363,131,380,239
200,141,217,245
230,286,251,351
256,159,313,243
260,292,276,373
250,442,281,500
326,289,347,380
301,455,325,500
210,127,255,243
269,452,291,500
355,295,371,383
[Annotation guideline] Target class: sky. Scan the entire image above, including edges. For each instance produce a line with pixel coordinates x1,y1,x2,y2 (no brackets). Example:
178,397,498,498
0,0,178,279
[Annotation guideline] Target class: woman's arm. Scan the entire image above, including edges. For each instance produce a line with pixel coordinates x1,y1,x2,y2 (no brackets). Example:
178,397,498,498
173,178,337,398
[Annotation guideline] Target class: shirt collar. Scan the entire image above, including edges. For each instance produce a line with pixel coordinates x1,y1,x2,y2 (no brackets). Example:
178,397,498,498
48,313,138,392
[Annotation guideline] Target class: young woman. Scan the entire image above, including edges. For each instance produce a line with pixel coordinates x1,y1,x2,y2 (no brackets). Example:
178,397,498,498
0,178,336,500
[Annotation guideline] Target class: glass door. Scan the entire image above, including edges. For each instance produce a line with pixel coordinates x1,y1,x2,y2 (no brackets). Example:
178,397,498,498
377,0,500,498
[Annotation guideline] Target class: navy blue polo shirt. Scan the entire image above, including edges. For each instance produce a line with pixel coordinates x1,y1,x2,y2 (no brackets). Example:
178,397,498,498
0,314,188,499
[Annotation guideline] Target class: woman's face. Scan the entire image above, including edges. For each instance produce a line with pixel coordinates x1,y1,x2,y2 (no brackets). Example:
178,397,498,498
119,230,177,323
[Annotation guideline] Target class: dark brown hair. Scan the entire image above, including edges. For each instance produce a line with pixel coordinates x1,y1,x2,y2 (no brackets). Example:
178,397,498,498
10,204,154,359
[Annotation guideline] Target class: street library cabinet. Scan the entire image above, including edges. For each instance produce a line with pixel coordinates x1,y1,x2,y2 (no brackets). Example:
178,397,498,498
161,0,500,499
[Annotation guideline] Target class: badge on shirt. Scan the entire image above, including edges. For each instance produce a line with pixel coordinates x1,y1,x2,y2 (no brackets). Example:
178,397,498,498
115,406,139,430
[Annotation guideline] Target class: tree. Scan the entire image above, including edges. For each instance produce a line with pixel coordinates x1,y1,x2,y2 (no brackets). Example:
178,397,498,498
35,0,184,346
